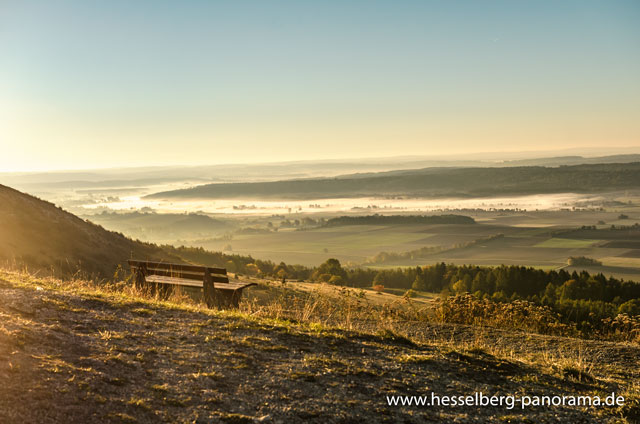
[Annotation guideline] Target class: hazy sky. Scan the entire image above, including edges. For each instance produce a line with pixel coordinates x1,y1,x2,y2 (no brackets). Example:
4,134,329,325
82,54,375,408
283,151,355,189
1,0,639,171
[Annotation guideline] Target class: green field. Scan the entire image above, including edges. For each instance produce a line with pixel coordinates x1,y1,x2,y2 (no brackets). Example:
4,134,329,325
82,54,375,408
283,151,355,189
88,206,640,281
196,223,512,266
199,225,443,264
534,238,601,248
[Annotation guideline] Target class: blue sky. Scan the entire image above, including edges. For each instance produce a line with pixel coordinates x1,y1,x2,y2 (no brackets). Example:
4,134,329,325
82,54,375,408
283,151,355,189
1,0,639,171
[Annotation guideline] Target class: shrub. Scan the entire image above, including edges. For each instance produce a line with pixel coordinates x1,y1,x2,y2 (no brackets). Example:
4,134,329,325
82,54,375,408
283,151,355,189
435,294,574,336
618,299,640,316
404,289,417,298
601,314,640,343
328,275,344,285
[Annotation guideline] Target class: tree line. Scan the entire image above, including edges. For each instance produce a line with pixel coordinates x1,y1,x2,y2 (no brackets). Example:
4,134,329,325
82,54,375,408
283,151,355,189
163,245,640,330
323,214,475,226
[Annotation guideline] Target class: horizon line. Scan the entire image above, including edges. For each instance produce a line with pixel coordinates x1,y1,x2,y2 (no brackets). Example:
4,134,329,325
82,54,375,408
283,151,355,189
1,145,640,174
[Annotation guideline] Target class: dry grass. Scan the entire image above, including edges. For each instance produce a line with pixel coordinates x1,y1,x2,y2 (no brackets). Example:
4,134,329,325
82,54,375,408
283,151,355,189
1,268,639,423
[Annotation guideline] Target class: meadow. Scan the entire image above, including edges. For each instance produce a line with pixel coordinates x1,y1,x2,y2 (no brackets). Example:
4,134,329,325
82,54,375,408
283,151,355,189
155,208,640,282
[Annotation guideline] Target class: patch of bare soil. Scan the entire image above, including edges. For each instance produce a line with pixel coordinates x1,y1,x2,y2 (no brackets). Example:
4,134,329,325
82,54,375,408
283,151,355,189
0,276,638,423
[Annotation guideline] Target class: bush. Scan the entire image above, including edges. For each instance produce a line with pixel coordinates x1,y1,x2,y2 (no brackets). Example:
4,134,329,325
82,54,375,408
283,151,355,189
602,314,640,343
328,275,344,285
618,299,640,316
435,295,574,336
404,289,417,298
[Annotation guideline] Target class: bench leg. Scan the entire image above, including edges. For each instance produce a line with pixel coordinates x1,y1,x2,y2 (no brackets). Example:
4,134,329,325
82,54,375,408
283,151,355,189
203,270,242,309
203,283,216,308
218,290,242,308
220,291,233,308
203,269,221,308
155,283,173,300
203,289,241,309
135,269,146,291
230,290,242,308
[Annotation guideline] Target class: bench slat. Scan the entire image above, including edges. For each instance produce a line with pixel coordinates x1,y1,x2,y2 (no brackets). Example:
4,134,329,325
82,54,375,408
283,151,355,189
130,266,226,279
211,283,257,290
145,275,256,291
128,260,226,276
146,275,204,288
141,267,226,278
218,282,257,290
139,269,228,283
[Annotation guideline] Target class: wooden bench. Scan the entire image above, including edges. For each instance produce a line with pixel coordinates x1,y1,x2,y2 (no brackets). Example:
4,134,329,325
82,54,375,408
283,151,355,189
128,260,256,308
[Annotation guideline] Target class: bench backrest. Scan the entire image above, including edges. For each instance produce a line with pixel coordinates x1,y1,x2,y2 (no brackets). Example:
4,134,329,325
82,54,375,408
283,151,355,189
128,260,228,284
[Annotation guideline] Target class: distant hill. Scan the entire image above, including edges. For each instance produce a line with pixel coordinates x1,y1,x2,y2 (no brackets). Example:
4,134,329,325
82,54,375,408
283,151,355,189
0,184,180,277
4,154,640,193
501,154,640,167
82,211,231,244
147,162,640,200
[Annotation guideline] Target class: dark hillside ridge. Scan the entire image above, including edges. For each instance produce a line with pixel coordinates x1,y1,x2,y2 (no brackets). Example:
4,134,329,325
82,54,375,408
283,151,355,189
0,184,180,277
147,162,640,200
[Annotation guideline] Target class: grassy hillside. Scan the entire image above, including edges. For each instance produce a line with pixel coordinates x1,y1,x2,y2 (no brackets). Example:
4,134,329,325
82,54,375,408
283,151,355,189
0,270,638,423
82,211,233,244
0,184,180,277
147,163,640,200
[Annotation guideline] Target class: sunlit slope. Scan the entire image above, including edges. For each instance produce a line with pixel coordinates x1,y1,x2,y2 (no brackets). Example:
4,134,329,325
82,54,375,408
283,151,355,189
1,271,637,423
0,184,178,276
147,163,640,200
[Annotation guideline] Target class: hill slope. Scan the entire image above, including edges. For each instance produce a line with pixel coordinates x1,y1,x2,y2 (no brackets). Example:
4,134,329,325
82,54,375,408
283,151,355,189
147,163,640,200
0,270,638,423
0,184,179,277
